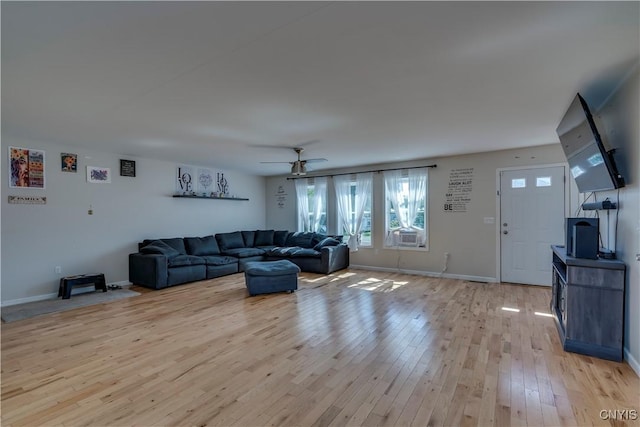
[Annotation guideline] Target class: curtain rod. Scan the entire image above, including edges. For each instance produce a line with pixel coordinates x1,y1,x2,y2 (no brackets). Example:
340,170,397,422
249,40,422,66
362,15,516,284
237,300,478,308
286,164,437,180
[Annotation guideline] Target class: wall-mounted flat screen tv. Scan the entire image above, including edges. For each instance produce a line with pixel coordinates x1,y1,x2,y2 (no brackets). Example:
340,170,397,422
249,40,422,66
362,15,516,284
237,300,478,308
556,93,625,193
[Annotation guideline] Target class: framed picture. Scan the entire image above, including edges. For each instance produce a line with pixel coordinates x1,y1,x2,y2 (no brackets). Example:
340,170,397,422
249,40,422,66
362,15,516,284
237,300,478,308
9,146,45,189
87,166,111,183
120,159,136,177
176,165,194,193
197,168,214,194
61,153,77,173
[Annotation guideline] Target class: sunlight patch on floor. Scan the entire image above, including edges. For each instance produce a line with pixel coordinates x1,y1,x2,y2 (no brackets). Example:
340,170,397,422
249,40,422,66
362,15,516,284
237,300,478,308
347,276,410,293
534,311,553,318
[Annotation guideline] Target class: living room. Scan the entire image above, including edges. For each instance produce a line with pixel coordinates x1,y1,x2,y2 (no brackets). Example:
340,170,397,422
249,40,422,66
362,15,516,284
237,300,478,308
2,2,639,426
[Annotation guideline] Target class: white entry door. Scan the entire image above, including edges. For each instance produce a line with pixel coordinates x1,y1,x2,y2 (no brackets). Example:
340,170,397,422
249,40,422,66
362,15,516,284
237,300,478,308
500,166,566,286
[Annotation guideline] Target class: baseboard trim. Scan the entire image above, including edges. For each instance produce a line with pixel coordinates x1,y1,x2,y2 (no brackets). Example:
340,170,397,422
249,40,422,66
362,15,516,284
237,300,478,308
624,347,640,378
349,264,498,283
1,292,59,307
1,280,133,307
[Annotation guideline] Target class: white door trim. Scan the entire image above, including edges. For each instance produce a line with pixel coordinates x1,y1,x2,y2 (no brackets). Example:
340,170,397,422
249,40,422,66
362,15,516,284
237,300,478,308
495,162,571,284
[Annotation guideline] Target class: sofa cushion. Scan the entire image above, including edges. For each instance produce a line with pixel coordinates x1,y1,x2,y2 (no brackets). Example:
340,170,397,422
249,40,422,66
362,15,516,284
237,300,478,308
216,231,245,251
265,247,300,257
241,231,256,248
201,255,238,266
274,230,290,246
254,229,275,246
222,247,265,258
313,237,341,251
290,248,321,258
167,255,206,267
184,235,220,255
142,238,187,254
140,240,181,259
245,260,301,276
285,232,316,248
161,238,187,254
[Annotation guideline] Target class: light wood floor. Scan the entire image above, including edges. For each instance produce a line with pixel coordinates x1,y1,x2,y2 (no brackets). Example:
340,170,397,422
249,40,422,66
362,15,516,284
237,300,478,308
2,269,638,426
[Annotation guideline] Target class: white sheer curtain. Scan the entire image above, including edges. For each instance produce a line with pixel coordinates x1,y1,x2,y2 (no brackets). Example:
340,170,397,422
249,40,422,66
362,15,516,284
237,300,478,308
384,170,410,229
294,178,310,231
309,177,327,233
333,173,372,251
384,168,428,246
406,168,428,239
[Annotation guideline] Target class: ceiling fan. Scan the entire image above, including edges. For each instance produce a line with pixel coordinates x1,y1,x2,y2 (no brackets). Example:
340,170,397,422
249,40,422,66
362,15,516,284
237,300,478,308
260,147,327,176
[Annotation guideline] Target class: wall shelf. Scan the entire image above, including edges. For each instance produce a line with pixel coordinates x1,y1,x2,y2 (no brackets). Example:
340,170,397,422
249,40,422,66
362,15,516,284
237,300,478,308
172,195,249,201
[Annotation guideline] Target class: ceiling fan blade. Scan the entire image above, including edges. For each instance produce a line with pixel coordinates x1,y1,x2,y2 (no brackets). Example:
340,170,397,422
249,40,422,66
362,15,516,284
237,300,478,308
249,144,292,150
305,158,328,163
295,139,321,148
259,161,293,164
249,140,321,150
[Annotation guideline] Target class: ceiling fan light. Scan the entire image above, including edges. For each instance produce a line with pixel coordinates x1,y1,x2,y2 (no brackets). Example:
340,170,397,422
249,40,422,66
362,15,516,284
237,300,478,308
291,162,307,176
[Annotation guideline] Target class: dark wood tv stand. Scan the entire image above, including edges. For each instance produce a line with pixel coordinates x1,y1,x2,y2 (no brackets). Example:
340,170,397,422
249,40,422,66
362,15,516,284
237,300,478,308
550,245,626,361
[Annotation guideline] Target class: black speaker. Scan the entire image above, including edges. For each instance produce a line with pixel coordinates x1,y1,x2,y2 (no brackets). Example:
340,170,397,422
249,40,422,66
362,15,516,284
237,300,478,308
573,224,599,259
566,217,599,257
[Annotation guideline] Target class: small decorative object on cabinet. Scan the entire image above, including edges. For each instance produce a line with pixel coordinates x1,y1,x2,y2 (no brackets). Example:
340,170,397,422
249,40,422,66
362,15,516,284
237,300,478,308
550,245,626,361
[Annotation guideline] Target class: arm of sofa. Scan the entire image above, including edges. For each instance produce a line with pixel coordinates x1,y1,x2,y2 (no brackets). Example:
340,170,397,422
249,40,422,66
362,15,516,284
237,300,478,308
129,253,169,289
320,244,350,274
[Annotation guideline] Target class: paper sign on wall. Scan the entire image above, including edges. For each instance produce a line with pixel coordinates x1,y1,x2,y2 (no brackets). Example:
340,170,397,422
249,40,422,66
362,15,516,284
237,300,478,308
444,168,474,212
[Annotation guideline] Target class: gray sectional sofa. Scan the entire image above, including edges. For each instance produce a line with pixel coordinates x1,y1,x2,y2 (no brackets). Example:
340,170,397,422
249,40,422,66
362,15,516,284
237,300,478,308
129,230,349,290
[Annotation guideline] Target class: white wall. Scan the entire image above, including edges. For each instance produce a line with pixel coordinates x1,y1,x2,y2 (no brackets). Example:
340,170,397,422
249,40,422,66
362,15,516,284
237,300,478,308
592,68,639,374
267,143,567,281
1,137,266,304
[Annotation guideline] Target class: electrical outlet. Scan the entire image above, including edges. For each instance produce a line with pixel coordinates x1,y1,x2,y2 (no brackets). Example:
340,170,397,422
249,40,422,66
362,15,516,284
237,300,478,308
55,266,62,274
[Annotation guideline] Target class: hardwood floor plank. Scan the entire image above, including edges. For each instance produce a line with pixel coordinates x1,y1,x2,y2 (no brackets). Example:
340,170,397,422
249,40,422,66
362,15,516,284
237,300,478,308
1,270,637,426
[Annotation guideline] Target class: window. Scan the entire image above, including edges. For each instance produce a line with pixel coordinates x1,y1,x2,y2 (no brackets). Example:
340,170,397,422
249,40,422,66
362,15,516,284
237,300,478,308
294,177,327,233
536,176,552,187
511,178,526,188
333,173,373,249
384,168,428,248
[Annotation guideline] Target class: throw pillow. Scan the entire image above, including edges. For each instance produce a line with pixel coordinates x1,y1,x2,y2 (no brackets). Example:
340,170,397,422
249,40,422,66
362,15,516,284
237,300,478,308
286,232,315,248
254,229,275,246
140,240,181,259
184,235,220,255
313,237,341,251
273,230,290,246
215,231,245,250
241,231,256,247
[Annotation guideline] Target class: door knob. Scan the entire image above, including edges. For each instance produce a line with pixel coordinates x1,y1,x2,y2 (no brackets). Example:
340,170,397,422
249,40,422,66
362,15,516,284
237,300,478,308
503,230,508,235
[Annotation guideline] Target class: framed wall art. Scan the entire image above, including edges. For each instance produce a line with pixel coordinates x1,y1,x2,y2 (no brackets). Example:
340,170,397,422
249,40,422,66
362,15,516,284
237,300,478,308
197,168,214,194
120,159,136,177
60,153,77,173
87,166,111,183
176,165,194,193
8,146,45,189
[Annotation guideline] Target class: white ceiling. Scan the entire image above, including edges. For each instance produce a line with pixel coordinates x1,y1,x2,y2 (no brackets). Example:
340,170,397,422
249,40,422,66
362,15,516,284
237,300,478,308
2,1,639,176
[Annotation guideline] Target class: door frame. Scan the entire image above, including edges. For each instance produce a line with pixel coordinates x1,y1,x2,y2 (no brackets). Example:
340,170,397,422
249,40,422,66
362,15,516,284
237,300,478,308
495,162,571,284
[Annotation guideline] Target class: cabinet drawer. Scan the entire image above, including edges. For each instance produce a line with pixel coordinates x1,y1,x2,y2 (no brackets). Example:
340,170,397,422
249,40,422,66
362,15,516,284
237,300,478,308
568,266,624,290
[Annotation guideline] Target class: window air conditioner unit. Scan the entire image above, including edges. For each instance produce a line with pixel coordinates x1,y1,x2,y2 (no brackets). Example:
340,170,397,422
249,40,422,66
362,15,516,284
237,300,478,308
398,230,419,246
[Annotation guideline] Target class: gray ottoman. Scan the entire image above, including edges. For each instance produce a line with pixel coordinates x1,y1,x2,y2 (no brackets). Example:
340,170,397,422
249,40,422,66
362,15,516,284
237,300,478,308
244,260,300,296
